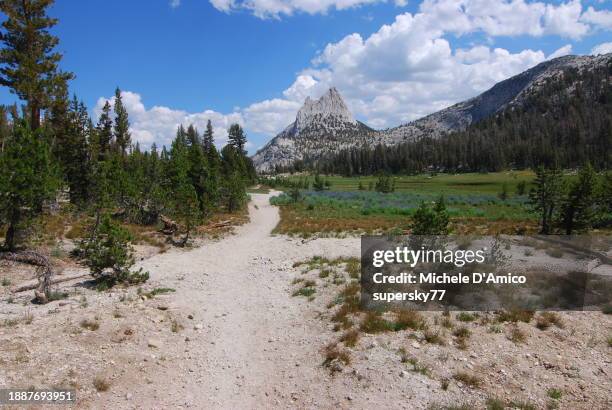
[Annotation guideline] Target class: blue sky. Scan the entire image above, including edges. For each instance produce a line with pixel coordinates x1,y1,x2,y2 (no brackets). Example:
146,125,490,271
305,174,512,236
1,0,611,152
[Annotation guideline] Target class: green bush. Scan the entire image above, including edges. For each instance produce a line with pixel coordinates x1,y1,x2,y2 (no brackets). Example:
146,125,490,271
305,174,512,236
410,196,450,234
79,214,149,287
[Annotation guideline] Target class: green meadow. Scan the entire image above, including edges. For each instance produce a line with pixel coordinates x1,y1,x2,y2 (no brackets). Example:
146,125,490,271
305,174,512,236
283,171,535,195
269,171,539,236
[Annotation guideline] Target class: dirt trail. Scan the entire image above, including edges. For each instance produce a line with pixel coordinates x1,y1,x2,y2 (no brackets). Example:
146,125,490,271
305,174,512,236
110,192,359,409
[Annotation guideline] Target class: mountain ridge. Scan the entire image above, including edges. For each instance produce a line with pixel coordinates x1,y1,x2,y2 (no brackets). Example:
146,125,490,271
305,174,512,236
252,53,612,173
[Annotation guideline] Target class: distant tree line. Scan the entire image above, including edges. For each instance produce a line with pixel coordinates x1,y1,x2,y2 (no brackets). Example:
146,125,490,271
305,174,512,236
281,61,611,175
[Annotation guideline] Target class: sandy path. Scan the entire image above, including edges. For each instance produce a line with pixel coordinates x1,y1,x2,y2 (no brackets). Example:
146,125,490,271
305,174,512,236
105,192,359,409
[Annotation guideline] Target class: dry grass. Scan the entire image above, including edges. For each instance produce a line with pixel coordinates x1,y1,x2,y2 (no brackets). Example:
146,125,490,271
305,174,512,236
274,205,406,236
23,310,33,324
80,318,100,331
360,312,395,333
453,371,482,388
452,326,471,350
292,279,316,298
497,309,534,323
423,329,445,345
394,310,427,331
339,328,360,347
507,325,527,344
322,343,351,372
535,312,564,330
93,376,110,392
171,319,184,333
456,312,477,322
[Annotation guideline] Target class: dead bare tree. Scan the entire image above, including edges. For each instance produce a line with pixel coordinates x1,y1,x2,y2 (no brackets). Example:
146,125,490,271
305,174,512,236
0,251,54,303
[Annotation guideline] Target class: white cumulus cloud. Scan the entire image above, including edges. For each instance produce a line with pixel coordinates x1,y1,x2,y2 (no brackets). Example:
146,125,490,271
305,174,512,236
591,42,612,55
547,44,573,59
94,92,243,150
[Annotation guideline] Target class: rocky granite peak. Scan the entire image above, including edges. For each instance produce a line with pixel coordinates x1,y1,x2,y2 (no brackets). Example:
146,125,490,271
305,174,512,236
294,87,356,134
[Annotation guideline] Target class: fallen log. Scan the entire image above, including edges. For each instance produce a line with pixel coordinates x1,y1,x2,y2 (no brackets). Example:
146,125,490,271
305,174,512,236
206,220,232,229
12,273,90,293
160,214,178,234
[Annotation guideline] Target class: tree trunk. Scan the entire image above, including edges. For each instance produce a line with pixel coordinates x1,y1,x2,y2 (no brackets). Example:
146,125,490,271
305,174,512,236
30,103,40,130
4,208,20,251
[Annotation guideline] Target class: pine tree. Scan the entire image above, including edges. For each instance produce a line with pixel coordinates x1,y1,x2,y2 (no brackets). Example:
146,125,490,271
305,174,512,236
0,121,59,250
227,123,246,153
78,213,149,287
410,196,449,235
225,171,247,212
113,87,131,156
185,125,211,213
0,0,73,129
313,173,325,191
203,119,214,151
529,166,563,234
96,100,113,160
167,136,201,245
61,96,91,206
375,173,394,193
559,163,597,234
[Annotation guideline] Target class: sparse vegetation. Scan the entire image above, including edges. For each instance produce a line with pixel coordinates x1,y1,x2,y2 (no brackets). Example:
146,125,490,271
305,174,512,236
423,330,445,345
171,319,183,333
453,326,471,350
339,328,359,347
457,312,477,322
293,280,316,298
453,371,481,388
143,287,176,298
406,357,430,376
93,376,110,392
507,325,527,344
497,309,534,323
547,388,562,400
80,318,100,331
535,312,564,330
322,343,351,372
485,397,505,410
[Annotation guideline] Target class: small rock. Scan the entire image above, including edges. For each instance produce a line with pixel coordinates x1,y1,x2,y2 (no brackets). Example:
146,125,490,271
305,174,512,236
194,324,203,330
400,370,409,378
148,339,161,349
411,341,420,349
126,393,133,400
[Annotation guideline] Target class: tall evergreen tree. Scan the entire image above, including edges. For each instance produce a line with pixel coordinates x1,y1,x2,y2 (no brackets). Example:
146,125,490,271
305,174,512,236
203,119,214,152
96,100,113,160
60,96,91,206
167,134,201,245
0,121,59,250
113,87,130,155
0,0,73,129
227,123,246,153
559,163,597,234
529,166,563,234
